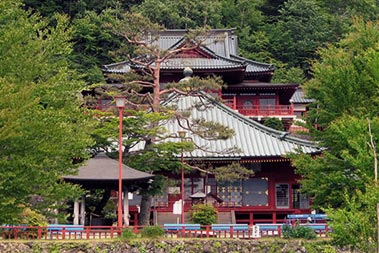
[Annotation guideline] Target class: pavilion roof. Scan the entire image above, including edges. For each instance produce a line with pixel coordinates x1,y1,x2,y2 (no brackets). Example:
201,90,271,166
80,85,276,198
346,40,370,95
64,153,154,183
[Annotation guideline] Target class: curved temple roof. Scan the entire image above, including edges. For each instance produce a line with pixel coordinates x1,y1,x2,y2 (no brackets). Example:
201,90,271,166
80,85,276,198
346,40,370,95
102,29,273,76
64,153,154,188
165,93,320,159
130,92,321,160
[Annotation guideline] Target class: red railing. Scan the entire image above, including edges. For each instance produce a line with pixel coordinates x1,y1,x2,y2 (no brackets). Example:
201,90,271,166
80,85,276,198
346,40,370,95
0,225,121,240
223,99,294,117
239,105,293,116
0,223,330,240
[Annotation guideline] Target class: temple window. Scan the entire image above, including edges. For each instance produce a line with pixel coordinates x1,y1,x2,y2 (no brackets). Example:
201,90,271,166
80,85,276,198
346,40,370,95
242,100,253,109
275,184,289,208
242,178,268,206
292,184,309,209
259,98,276,107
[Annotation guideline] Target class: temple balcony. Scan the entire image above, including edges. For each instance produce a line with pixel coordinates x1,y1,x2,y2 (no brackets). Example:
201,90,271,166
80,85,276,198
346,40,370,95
223,99,295,119
87,98,296,121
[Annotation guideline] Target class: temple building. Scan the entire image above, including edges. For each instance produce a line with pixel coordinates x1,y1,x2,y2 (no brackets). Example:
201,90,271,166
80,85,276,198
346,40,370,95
97,29,318,225
102,29,307,130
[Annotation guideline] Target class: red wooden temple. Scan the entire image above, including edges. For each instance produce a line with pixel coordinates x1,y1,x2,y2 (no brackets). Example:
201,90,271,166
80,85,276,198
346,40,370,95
99,29,319,225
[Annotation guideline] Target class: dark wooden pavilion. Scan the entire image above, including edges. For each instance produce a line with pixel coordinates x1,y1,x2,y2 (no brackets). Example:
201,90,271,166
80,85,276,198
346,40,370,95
64,153,154,225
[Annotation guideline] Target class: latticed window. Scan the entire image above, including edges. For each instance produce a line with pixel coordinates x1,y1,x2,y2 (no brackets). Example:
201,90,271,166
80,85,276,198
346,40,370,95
292,184,309,209
275,184,289,208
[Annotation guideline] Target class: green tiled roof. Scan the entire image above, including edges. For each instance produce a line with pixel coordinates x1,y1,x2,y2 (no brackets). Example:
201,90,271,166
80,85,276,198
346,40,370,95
166,93,320,158
131,92,321,159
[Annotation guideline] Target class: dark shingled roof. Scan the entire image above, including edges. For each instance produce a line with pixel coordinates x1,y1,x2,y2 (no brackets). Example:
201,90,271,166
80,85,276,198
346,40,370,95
64,153,154,189
291,88,315,104
102,29,273,76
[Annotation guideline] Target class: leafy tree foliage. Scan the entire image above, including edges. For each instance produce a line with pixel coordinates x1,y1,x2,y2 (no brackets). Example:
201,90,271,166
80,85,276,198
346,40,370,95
70,9,124,84
293,20,379,205
189,204,218,225
260,0,286,18
22,0,379,84
267,0,334,75
211,163,254,182
319,0,379,23
271,65,305,83
23,0,136,19
0,0,93,223
291,19,379,250
220,0,264,29
305,19,379,128
282,224,317,240
326,183,379,252
134,0,222,29
263,117,285,131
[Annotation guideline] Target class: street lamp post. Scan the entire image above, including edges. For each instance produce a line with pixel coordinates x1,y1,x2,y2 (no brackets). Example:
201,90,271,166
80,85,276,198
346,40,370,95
178,130,187,224
115,96,126,229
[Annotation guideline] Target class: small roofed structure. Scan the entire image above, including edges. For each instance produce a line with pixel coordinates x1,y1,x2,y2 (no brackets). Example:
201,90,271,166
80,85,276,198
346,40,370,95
190,192,224,206
63,153,154,226
64,153,154,190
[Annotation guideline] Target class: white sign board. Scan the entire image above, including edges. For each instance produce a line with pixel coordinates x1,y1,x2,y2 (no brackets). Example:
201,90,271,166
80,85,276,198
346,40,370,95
252,225,261,238
173,200,182,215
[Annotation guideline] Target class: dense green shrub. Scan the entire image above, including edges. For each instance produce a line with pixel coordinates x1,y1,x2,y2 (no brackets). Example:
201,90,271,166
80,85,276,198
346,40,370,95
282,225,317,239
189,204,217,225
20,207,49,227
140,225,165,238
263,118,285,131
120,228,137,240
1,207,48,239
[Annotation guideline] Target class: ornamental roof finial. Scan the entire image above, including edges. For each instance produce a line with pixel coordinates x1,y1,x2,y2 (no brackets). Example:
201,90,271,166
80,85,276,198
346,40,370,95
180,67,193,83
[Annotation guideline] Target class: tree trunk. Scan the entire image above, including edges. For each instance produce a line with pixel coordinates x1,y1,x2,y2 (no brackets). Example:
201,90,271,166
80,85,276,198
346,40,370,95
94,189,111,215
138,193,152,226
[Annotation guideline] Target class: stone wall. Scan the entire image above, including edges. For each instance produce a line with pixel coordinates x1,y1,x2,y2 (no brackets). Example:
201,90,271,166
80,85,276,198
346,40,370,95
0,239,350,253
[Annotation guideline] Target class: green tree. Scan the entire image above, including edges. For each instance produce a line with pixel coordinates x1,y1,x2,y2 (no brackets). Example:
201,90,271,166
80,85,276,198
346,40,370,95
211,163,253,183
263,117,285,131
267,0,334,75
23,0,137,19
319,0,379,23
305,19,379,128
189,204,218,225
0,0,93,223
291,19,379,251
134,0,222,29
220,0,264,29
71,9,124,84
292,117,379,209
23,1,130,86
294,19,379,204
326,183,379,252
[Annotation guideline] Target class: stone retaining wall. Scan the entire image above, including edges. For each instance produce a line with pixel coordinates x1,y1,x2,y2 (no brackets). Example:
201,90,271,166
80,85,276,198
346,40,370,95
0,239,350,253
